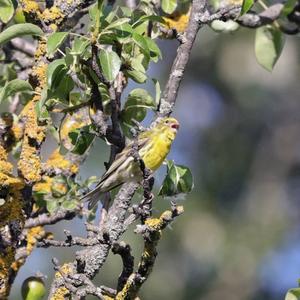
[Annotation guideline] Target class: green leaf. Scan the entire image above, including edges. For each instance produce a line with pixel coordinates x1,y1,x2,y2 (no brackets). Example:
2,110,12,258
144,36,162,62
285,288,300,300
61,199,77,210
99,49,121,82
46,199,59,213
132,15,164,28
255,25,285,72
0,79,32,103
240,0,254,15
47,32,69,56
125,57,147,83
282,0,297,16
47,58,67,90
114,23,132,43
161,0,177,14
70,37,90,56
132,32,150,58
0,0,14,23
105,17,131,31
69,125,95,155
159,160,194,197
0,23,43,46
47,74,74,103
35,89,49,121
121,88,155,125
152,78,161,107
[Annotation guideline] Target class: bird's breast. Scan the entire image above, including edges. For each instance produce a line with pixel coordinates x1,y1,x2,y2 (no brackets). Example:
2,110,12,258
140,136,171,171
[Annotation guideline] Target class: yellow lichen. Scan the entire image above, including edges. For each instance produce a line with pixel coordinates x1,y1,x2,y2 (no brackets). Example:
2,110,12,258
18,99,46,183
51,286,70,300
0,246,15,298
145,217,162,230
33,176,53,194
26,226,45,254
55,263,73,279
31,62,47,90
42,6,63,24
51,263,73,298
0,145,7,160
46,149,79,175
49,23,58,32
34,40,47,60
163,8,191,33
11,122,24,141
18,142,42,182
20,0,40,15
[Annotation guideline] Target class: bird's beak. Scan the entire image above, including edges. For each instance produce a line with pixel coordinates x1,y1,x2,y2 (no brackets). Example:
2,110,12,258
171,122,180,130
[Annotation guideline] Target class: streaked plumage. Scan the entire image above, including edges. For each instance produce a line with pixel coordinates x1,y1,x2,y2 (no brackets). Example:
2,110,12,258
82,117,179,208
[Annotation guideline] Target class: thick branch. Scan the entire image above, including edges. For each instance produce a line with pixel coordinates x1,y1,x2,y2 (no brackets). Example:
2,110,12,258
158,0,207,117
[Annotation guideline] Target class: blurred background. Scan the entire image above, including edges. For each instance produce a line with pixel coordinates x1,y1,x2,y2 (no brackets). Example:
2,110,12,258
9,25,300,299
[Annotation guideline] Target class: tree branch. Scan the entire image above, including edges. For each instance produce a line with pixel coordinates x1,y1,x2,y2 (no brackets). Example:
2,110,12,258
158,0,207,117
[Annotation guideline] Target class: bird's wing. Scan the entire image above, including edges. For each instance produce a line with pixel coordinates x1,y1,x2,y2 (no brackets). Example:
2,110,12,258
81,135,150,202
98,136,150,183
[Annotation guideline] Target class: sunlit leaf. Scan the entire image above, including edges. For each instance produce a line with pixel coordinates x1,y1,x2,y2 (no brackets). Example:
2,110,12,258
159,160,194,197
99,49,121,82
152,78,161,107
161,0,177,14
255,25,285,72
0,23,43,46
47,32,69,56
0,0,14,23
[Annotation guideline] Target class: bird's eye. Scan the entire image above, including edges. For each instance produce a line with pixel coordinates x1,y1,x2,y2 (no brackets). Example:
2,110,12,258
165,120,169,124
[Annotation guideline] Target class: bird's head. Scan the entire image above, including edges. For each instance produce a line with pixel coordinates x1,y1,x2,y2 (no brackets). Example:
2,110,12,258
156,117,180,140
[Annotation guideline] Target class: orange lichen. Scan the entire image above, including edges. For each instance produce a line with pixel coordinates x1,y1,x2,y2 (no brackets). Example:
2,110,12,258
46,149,78,175
163,8,191,33
18,99,46,183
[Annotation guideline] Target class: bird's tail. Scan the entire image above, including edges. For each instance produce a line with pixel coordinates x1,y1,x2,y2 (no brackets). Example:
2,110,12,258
81,187,103,210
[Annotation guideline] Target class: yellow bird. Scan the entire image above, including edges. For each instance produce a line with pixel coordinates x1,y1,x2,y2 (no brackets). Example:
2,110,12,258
82,117,180,208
